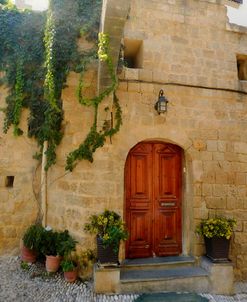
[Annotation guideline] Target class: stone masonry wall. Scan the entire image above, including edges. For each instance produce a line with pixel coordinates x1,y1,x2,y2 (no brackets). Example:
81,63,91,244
0,85,38,255
45,0,247,279
1,0,247,281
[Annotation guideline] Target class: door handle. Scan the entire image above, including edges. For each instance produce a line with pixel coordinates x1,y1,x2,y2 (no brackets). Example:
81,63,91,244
161,202,176,207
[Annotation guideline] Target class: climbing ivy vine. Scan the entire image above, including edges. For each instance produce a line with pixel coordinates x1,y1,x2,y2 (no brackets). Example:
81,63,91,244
0,0,122,171
66,33,122,171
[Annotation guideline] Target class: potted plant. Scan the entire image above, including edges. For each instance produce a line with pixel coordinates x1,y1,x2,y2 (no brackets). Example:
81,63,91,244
41,229,60,272
84,210,128,265
61,256,78,283
196,216,236,262
41,228,77,273
21,224,45,263
56,230,78,258
78,249,96,280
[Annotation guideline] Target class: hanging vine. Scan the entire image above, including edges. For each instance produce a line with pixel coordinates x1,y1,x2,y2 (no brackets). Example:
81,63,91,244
1,0,122,172
65,33,122,171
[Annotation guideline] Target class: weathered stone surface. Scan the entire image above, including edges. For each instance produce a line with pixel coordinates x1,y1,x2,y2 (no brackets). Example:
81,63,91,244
1,0,247,283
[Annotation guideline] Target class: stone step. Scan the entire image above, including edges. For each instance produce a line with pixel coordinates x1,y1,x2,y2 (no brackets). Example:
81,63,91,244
121,256,196,271
120,266,210,294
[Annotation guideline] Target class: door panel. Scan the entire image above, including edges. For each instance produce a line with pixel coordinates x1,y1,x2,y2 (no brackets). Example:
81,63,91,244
125,142,182,258
153,143,182,256
125,143,153,258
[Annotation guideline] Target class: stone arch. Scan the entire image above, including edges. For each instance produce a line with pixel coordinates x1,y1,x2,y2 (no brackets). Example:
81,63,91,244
120,134,194,258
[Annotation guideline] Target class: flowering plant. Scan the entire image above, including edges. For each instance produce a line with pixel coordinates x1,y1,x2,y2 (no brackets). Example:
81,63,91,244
84,210,128,252
196,217,236,240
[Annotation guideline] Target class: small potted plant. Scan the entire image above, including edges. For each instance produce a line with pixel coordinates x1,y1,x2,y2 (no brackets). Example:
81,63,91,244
41,228,77,273
78,249,96,280
21,224,45,263
61,256,78,283
196,216,236,262
41,229,60,272
84,210,128,265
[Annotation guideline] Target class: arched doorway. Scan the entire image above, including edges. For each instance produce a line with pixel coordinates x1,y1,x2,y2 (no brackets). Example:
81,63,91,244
125,141,183,258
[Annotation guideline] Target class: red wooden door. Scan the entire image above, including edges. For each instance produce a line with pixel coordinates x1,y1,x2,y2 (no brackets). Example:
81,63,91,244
125,142,182,258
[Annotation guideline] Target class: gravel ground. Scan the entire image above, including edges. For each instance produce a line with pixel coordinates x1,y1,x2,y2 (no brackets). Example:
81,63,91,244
1,256,247,302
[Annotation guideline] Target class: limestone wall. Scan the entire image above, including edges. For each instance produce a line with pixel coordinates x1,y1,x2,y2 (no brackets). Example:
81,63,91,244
0,86,38,255
1,0,247,281
45,0,247,279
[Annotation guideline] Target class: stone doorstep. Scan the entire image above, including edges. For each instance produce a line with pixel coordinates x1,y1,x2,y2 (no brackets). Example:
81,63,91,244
120,266,208,282
121,255,196,271
93,256,234,295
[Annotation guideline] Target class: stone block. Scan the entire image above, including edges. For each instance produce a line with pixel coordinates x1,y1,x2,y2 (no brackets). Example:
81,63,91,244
125,68,139,80
207,140,218,152
94,264,120,294
193,140,206,151
218,141,226,152
128,82,140,92
205,197,226,209
236,173,246,185
140,83,154,93
202,184,212,197
192,160,203,182
234,142,247,154
215,171,228,184
139,69,153,82
200,256,234,295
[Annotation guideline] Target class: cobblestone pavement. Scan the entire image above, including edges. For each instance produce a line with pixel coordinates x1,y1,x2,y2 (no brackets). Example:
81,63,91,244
0,256,247,302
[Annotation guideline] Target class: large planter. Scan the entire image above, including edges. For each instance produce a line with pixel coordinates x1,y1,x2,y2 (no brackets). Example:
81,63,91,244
64,270,77,283
204,236,230,262
46,255,61,272
96,236,119,265
21,246,36,263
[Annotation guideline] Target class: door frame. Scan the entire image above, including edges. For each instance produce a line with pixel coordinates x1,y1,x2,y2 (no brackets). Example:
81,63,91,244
123,140,183,257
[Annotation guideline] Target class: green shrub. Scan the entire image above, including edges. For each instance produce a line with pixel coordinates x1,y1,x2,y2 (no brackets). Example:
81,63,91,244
84,210,128,253
22,224,45,253
61,259,76,272
196,217,236,239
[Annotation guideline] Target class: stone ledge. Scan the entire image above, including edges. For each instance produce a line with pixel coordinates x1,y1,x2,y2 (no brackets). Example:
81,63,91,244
94,264,120,294
200,256,234,295
226,22,247,34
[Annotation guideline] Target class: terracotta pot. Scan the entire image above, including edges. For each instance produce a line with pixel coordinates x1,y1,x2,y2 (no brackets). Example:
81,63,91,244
64,270,77,283
21,246,36,263
45,255,61,272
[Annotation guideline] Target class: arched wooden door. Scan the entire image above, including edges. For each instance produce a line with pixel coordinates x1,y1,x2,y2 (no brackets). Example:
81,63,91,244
125,142,182,258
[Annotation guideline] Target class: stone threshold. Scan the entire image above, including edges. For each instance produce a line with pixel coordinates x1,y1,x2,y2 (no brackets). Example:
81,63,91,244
121,255,195,267
120,266,208,282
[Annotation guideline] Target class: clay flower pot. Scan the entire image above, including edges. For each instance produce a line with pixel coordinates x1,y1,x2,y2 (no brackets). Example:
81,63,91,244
45,255,61,272
21,246,36,263
64,269,77,283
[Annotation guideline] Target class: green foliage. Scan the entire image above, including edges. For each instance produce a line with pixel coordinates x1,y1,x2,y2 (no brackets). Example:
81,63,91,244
1,0,122,171
22,224,45,253
56,230,77,257
78,249,96,270
20,261,30,270
84,210,128,253
61,259,77,272
65,33,122,171
196,217,236,240
40,228,77,256
1,8,46,139
40,229,58,256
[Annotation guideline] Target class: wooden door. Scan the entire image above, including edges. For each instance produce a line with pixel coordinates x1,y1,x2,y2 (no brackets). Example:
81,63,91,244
125,142,182,258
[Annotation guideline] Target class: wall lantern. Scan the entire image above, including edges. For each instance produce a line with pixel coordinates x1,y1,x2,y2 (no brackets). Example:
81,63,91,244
154,89,169,114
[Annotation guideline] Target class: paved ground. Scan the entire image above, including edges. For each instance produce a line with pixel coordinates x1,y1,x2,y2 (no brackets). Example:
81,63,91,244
1,256,247,302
